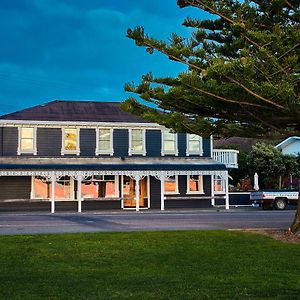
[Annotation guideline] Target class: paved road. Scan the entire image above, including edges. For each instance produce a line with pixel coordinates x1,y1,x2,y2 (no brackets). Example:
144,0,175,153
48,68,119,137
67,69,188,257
0,210,295,235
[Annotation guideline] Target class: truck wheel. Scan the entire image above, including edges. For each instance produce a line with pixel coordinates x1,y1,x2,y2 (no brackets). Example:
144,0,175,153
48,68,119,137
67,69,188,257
273,198,287,210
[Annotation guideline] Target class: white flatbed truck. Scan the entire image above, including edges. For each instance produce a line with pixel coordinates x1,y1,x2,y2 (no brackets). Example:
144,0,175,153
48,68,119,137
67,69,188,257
250,190,298,210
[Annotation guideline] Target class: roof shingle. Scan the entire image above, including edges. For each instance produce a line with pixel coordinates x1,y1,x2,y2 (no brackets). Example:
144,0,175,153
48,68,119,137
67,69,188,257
0,100,149,123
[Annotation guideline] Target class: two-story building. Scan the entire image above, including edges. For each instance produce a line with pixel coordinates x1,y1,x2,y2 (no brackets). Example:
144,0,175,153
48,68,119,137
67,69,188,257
0,100,238,213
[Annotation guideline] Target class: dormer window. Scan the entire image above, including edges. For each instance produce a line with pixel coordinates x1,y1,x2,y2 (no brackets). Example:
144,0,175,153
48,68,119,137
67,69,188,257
161,130,178,156
129,129,146,156
186,134,203,156
96,128,114,155
18,127,37,155
62,128,80,155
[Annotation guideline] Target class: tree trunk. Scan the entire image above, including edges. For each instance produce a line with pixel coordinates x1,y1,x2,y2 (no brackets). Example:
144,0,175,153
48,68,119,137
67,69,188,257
290,189,300,234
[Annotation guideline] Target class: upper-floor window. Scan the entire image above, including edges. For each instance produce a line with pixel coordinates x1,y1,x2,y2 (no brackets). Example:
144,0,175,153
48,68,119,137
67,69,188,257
187,175,203,194
161,130,178,156
164,175,179,194
186,134,203,156
18,127,37,155
62,128,80,155
96,128,113,155
129,128,146,156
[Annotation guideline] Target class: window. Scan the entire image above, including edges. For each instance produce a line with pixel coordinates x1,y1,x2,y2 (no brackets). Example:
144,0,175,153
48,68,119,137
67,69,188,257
164,176,179,194
18,127,37,155
81,175,118,199
32,176,73,200
62,128,80,155
129,129,146,155
161,130,178,156
214,175,225,193
186,134,203,156
187,175,203,194
54,176,73,199
32,176,50,199
96,128,113,155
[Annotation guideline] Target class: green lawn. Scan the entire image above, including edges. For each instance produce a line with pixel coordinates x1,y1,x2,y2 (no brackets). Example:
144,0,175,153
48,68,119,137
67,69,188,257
0,231,299,300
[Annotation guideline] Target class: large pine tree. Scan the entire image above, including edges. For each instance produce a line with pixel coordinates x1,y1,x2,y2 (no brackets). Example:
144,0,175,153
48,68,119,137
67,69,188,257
122,0,300,232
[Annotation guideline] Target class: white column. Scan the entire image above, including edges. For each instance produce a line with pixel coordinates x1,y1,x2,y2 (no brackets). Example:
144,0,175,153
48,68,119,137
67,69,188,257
51,173,55,213
77,173,82,213
135,177,140,212
160,175,165,211
211,175,215,206
225,173,229,210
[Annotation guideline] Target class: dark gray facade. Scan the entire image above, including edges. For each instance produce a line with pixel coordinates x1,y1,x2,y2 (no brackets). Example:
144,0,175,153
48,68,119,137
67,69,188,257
0,176,31,201
37,128,61,156
0,127,211,158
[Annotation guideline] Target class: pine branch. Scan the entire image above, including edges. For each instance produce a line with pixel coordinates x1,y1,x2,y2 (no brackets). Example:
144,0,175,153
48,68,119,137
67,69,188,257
182,81,272,109
278,43,300,60
225,76,286,109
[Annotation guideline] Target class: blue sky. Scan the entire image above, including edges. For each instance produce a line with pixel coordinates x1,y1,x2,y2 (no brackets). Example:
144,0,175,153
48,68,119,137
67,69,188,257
0,0,206,115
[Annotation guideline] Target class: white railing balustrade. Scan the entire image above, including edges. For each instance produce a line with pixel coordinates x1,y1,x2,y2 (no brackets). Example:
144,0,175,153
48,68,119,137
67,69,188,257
213,149,239,168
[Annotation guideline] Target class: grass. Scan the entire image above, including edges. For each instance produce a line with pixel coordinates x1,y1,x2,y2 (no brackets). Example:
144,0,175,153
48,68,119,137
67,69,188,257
0,231,299,300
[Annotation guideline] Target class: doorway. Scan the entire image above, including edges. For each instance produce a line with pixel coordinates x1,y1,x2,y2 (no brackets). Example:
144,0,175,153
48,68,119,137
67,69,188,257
122,176,149,209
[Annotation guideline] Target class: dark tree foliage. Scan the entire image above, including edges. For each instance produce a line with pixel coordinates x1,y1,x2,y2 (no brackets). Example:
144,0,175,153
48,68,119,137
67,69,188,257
123,0,299,139
123,0,300,233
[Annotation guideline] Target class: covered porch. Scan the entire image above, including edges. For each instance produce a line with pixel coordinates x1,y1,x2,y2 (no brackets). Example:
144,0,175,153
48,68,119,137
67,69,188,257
0,157,229,213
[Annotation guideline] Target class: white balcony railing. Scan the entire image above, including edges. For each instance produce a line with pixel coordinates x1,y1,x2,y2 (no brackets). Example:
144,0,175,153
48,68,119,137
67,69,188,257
213,149,239,168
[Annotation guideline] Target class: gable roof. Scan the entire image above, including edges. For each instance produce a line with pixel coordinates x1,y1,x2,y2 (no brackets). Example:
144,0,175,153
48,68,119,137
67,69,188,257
0,100,149,123
275,136,300,150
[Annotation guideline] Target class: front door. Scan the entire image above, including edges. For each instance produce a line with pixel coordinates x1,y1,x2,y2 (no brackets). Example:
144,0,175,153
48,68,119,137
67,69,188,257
122,176,148,208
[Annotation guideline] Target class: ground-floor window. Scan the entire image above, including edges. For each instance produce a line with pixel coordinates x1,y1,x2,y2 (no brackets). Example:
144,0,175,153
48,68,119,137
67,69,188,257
32,176,73,200
81,175,118,199
33,176,50,199
54,176,72,199
164,176,178,194
214,175,225,193
187,175,203,194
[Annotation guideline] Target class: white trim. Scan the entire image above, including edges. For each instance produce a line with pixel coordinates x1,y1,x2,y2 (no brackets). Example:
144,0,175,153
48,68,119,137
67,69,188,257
135,177,139,211
160,175,165,210
161,130,178,156
30,176,35,199
147,175,150,209
0,119,162,129
95,128,114,156
210,135,213,158
186,175,204,194
128,128,146,156
121,175,124,209
186,134,203,156
61,127,80,156
17,126,37,155
77,173,82,213
51,173,55,213
211,175,215,206
225,173,229,209
0,170,228,178
164,175,179,194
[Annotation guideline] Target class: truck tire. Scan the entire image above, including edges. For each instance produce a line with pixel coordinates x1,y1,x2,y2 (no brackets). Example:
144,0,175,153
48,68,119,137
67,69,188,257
273,198,287,210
